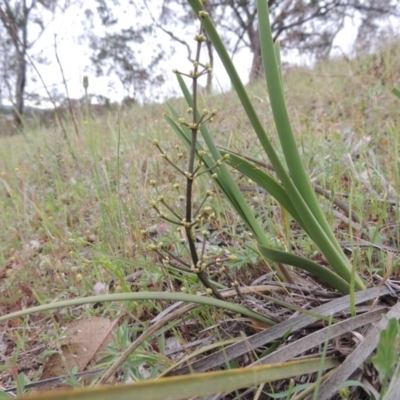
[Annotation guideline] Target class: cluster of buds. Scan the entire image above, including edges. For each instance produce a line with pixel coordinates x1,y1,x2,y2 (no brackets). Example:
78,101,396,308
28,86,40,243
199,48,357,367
173,59,213,80
151,136,230,185
177,108,217,131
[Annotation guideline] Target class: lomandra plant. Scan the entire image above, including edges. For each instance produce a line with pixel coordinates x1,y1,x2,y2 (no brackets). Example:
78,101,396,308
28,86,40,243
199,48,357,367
166,0,367,294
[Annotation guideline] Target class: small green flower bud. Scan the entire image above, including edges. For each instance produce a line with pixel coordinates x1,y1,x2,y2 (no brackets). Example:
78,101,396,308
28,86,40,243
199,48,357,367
201,230,210,237
152,139,159,145
149,200,157,207
179,195,185,201
229,255,238,261
157,195,164,202
223,154,230,160
199,10,208,18
206,288,213,295
206,190,213,196
217,160,222,166
150,179,156,186
198,150,206,158
194,34,206,42
173,183,180,189
211,109,218,115
202,109,209,116
212,173,218,179
187,107,193,113
148,244,157,251
178,118,185,125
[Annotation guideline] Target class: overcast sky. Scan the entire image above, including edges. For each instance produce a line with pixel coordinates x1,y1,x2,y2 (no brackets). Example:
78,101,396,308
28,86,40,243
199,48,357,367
8,1,365,107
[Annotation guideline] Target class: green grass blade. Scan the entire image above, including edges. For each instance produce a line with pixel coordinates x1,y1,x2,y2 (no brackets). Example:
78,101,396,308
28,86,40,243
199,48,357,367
220,150,302,224
19,358,340,400
0,292,276,326
258,244,351,294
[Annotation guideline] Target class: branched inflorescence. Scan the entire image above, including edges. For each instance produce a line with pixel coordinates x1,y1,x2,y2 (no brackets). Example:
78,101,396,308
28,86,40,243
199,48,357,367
143,4,238,300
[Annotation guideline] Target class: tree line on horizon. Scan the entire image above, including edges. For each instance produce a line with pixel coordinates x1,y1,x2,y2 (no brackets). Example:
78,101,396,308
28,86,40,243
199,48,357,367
0,0,399,128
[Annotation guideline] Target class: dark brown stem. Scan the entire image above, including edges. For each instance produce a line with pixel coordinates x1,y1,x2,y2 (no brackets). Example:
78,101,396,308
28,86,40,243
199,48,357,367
183,18,224,300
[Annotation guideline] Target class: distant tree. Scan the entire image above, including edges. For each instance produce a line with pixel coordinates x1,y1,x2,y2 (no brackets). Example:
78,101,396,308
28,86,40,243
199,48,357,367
85,0,167,103
0,0,54,126
154,0,400,82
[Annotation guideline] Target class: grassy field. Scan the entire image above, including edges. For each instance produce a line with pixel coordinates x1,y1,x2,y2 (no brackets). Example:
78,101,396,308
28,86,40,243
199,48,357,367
1,42,400,396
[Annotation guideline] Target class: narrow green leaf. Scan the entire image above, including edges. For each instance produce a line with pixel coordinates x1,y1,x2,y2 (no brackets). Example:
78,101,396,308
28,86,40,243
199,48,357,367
220,151,303,224
258,244,350,294
273,41,284,89
0,292,276,326
256,0,332,234
392,87,400,100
